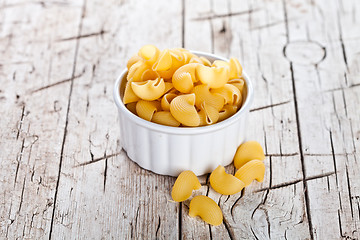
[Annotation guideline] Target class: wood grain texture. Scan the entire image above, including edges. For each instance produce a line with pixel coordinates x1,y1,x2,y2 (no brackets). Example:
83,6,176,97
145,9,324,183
0,0,359,239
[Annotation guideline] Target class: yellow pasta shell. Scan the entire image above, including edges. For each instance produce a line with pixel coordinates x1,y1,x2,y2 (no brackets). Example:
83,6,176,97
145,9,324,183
196,64,230,89
218,105,238,122
152,111,181,127
126,54,142,70
210,165,245,195
170,93,200,127
228,78,245,93
192,84,225,111
211,84,241,105
141,68,160,82
198,102,219,126
172,48,194,63
229,57,243,79
131,78,166,101
138,45,160,66
169,49,187,68
135,100,160,121
161,93,177,111
123,82,140,104
188,195,223,226
172,63,199,93
233,141,265,169
212,60,230,69
171,170,201,202
234,160,265,187
153,49,172,72
127,61,153,82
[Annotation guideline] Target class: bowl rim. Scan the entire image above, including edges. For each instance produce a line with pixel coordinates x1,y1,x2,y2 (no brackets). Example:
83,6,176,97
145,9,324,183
113,50,254,135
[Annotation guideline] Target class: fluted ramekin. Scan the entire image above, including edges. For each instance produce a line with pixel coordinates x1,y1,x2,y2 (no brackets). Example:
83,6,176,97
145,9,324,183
113,51,254,176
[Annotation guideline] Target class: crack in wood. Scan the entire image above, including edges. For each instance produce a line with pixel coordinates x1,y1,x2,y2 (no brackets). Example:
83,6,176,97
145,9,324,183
14,138,25,187
329,131,339,187
18,177,26,213
57,29,108,42
74,150,123,167
16,105,25,140
49,0,87,238
349,120,357,154
325,82,360,92
134,204,140,234
250,19,289,31
338,210,345,238
31,72,84,94
250,100,291,112
230,188,244,221
155,216,161,238
103,153,108,192
332,93,342,130
223,215,235,240
283,0,314,236
341,88,348,117
289,60,314,239
178,202,182,240
250,226,259,240
345,165,354,218
208,224,212,240
256,171,336,193
192,8,261,21
266,152,299,157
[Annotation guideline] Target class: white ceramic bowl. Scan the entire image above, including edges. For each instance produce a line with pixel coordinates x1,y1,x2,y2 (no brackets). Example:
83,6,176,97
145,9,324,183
113,51,254,176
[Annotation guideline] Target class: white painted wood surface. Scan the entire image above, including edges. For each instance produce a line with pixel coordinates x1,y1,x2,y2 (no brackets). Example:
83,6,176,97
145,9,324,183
0,0,359,239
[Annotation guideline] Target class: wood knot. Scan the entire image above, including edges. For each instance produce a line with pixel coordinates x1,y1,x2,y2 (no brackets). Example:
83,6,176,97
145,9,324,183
284,41,326,65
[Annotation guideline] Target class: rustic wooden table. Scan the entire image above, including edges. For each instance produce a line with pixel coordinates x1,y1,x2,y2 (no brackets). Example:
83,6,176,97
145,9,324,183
1,0,359,239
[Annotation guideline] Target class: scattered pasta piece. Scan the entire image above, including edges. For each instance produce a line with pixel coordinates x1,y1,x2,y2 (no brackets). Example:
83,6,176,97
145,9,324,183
171,170,201,202
234,160,265,186
210,165,245,195
188,195,223,226
233,141,265,169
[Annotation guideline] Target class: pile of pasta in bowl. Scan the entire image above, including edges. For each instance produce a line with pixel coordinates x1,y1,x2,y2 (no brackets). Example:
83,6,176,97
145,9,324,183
122,45,245,127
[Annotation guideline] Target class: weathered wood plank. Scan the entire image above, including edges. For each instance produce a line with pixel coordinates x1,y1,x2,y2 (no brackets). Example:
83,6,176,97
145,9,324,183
283,0,360,238
0,1,83,239
183,0,311,239
48,0,183,239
